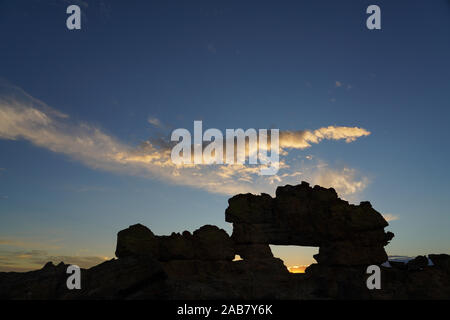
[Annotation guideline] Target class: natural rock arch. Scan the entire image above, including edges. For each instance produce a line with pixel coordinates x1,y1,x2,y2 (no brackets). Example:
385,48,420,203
225,181,394,266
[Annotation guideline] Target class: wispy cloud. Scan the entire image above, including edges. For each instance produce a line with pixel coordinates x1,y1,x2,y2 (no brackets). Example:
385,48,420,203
335,80,352,90
382,213,399,222
0,236,62,250
148,116,165,129
310,166,369,198
279,126,370,149
0,249,110,272
0,235,110,271
0,83,371,198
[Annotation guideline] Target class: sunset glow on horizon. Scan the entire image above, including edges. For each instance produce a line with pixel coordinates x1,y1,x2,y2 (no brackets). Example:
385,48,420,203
287,265,308,274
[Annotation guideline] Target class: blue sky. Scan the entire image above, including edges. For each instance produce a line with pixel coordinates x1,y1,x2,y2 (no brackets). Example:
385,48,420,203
0,0,449,271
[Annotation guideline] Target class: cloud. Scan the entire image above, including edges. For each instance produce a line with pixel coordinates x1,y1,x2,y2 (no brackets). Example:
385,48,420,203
0,235,110,272
0,237,62,250
382,213,399,222
0,249,109,272
0,83,370,198
279,126,370,149
334,81,352,90
148,116,164,129
310,166,369,198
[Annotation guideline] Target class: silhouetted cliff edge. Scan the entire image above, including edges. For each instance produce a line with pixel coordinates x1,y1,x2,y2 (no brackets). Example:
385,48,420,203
1,182,449,299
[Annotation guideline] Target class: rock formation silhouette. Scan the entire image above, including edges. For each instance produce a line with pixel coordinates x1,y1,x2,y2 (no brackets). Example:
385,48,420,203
0,182,448,299
226,182,394,265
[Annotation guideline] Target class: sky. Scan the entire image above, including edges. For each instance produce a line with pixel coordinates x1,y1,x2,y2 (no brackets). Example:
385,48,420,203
0,0,449,272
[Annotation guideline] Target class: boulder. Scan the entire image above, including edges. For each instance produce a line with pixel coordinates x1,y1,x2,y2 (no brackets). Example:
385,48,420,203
192,225,234,261
235,244,274,260
406,255,429,271
115,224,234,261
429,254,450,271
115,224,158,258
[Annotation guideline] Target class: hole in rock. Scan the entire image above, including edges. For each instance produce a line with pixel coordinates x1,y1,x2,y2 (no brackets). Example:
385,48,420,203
233,255,243,261
269,245,319,273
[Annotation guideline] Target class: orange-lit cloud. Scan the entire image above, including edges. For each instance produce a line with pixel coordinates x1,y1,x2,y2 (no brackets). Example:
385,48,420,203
279,126,370,149
382,213,399,222
0,83,370,198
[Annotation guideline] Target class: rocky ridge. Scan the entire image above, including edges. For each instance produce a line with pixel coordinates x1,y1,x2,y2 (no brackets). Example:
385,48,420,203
0,182,448,299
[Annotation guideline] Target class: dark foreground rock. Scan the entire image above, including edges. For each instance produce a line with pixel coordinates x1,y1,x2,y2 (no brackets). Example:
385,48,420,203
226,182,394,266
0,182,448,300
